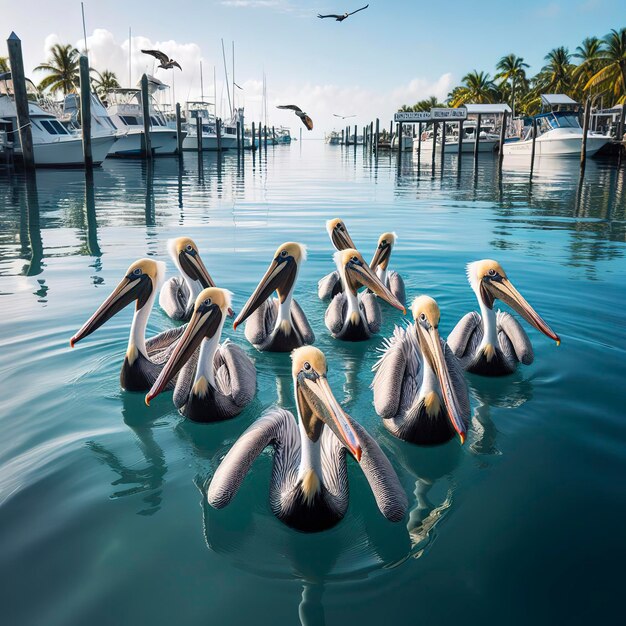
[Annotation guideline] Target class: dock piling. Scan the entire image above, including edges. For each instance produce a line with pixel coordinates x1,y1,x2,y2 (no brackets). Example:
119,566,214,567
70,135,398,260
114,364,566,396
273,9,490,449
341,129,345,146
431,122,438,170
417,123,422,162
78,55,92,169
236,121,241,157
258,122,262,153
473,113,482,163
140,74,152,159
196,116,202,153
498,110,508,169
216,118,222,153
375,118,379,156
530,117,537,177
175,103,183,156
580,98,591,172
458,120,464,158
251,122,256,151
397,121,403,164
440,122,446,160
7,32,34,169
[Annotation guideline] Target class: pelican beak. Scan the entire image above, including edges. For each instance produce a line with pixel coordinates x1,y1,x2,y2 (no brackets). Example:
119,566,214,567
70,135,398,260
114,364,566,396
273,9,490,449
484,277,560,344
331,226,356,251
418,325,467,444
145,301,221,405
179,249,215,289
70,272,151,347
233,255,297,330
369,243,391,271
347,260,405,313
297,373,362,461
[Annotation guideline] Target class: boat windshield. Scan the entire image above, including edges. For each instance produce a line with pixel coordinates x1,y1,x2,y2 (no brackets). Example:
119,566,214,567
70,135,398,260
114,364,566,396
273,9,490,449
548,113,581,129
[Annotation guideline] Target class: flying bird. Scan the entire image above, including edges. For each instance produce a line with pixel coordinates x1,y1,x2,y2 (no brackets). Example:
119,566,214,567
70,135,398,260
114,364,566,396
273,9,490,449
141,49,182,71
276,105,313,130
317,4,369,21
333,113,356,119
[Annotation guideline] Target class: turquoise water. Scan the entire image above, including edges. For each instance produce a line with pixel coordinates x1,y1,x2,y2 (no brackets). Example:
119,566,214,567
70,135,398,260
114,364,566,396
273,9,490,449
1,144,625,625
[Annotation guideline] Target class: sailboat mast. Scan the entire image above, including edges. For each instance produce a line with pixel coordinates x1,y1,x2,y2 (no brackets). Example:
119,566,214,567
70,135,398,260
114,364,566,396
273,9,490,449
200,60,204,102
128,27,132,87
221,38,232,118
232,40,235,114
213,66,217,118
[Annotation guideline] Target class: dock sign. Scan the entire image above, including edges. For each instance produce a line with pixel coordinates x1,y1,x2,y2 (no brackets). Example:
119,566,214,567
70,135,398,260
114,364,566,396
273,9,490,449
393,111,431,122
393,109,467,122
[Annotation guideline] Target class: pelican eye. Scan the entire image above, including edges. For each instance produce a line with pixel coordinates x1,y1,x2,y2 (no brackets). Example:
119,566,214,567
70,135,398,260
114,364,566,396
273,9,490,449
203,298,212,306
185,244,194,252
351,256,359,263
381,240,387,247
420,312,426,322
303,361,311,371
281,250,288,257
133,268,142,276
488,268,496,277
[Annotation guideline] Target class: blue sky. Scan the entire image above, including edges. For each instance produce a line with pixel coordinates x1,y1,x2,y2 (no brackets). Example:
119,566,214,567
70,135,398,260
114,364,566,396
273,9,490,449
1,0,623,133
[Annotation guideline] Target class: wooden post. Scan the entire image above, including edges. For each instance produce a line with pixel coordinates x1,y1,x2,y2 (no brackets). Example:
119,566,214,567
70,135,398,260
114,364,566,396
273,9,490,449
440,121,446,159
473,113,482,162
196,116,202,152
263,125,267,150
216,117,222,152
617,105,626,143
530,117,537,176
258,122,262,153
341,129,344,145
580,98,591,171
236,120,241,156
7,33,34,169
458,120,464,157
251,121,256,151
354,125,357,153
369,121,374,152
431,122,438,169
175,103,183,155
498,110,508,169
397,121,403,161
272,126,275,144
78,55,92,169
140,74,152,159
418,122,422,161
375,118,380,156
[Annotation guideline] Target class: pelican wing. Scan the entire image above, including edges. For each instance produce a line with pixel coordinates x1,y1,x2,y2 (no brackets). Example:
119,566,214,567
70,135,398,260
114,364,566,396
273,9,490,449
348,4,369,16
317,13,342,19
172,348,199,409
207,408,299,509
497,310,534,366
386,271,406,307
447,311,482,359
159,276,190,321
360,292,382,334
146,324,188,364
325,293,346,335
290,299,315,345
277,104,302,113
442,340,471,420
317,270,342,300
301,115,314,131
372,325,421,419
171,60,182,71
141,49,169,64
215,341,257,407
350,417,407,521
243,298,276,347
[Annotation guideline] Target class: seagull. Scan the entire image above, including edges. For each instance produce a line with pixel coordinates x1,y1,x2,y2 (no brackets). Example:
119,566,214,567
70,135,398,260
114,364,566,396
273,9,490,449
277,105,313,130
333,114,356,119
141,49,182,71
317,4,369,21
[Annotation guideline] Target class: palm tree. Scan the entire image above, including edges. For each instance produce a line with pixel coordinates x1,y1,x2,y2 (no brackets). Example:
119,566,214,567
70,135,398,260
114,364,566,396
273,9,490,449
0,56,9,73
585,28,626,105
92,69,120,99
399,96,445,112
572,37,605,100
538,47,573,94
449,70,497,106
495,54,529,117
34,43,80,95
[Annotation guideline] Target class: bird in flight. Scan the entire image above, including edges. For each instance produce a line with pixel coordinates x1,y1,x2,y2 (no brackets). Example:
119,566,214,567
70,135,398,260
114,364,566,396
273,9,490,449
277,105,314,130
318,4,369,21
141,49,182,71
333,113,356,119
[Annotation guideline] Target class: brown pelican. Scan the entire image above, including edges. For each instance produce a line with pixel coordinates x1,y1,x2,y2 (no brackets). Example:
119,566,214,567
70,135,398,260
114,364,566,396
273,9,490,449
369,232,406,306
146,288,256,422
140,49,182,70
317,4,369,21
318,218,357,300
325,249,405,341
447,260,560,376
372,296,470,445
233,242,314,352
159,237,217,321
276,105,314,131
70,258,185,392
207,346,407,532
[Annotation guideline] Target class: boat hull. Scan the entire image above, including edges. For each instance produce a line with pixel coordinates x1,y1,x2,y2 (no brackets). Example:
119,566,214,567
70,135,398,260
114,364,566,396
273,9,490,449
108,129,180,157
414,138,498,153
503,131,610,157
25,134,117,167
182,134,238,151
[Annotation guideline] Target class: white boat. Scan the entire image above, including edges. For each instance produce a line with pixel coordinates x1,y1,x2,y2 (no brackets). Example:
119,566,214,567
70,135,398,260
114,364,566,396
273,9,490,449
182,102,238,151
414,121,499,153
391,134,414,151
105,88,179,156
0,73,116,167
503,112,610,157
325,131,341,145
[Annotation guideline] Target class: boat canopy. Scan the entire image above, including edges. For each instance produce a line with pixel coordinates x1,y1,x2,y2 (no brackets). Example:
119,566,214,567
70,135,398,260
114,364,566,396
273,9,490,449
541,94,578,107
461,103,512,114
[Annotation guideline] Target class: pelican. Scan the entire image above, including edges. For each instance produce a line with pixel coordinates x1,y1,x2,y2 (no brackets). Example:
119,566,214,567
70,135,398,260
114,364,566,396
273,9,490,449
233,242,314,352
369,232,406,306
159,237,216,321
325,249,405,341
207,346,407,532
318,218,357,300
70,259,185,391
447,260,561,376
146,288,256,422
372,296,470,445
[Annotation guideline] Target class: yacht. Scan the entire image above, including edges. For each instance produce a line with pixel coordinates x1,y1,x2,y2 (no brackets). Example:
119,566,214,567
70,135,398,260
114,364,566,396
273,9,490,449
104,88,179,156
275,126,292,144
182,102,238,151
413,121,499,154
0,72,116,167
325,130,341,145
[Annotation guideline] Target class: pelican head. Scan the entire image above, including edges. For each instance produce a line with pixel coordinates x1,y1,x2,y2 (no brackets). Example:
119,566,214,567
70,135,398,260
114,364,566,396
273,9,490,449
467,260,560,344
412,296,467,444
370,231,397,271
233,242,306,330
326,218,356,251
292,346,362,461
335,249,405,313
70,258,164,347
145,288,231,405
168,237,215,288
